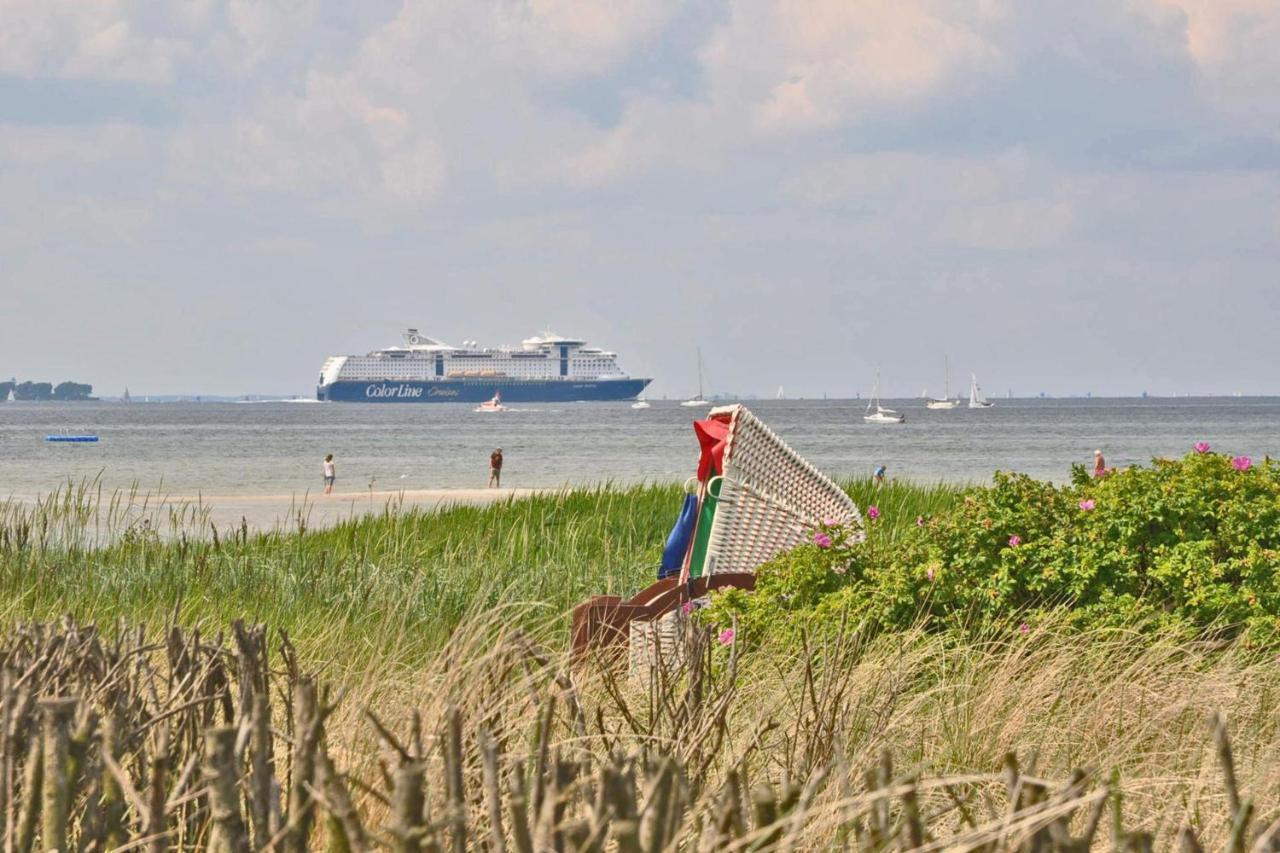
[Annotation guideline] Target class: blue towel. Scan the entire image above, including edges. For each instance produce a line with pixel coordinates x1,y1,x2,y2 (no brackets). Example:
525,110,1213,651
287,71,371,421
659,493,699,579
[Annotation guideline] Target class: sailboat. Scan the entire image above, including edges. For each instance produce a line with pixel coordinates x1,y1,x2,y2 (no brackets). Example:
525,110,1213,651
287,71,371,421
680,347,711,407
924,357,960,409
475,391,507,413
864,371,905,424
121,387,131,404
776,386,785,400
968,373,994,408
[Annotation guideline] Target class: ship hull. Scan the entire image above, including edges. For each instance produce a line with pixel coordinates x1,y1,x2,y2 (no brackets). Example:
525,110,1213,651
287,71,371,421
318,378,652,403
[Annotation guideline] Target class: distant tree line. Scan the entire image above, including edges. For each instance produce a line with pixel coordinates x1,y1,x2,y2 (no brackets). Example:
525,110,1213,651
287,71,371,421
0,380,94,401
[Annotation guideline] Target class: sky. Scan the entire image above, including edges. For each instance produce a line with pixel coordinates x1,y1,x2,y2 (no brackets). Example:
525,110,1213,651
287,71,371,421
1,0,1278,399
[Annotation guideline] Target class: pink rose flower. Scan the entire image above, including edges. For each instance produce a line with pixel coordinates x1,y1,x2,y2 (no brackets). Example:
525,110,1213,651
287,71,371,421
867,506,880,520
1194,442,1211,454
1008,535,1022,547
718,628,735,645
1232,456,1253,471
1018,622,1030,634
916,515,925,527
1079,499,1095,511
926,567,935,582
813,532,833,549
681,600,693,615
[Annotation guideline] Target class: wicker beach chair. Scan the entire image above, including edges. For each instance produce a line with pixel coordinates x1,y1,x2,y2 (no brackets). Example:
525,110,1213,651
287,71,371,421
690,405,860,578
616,405,860,674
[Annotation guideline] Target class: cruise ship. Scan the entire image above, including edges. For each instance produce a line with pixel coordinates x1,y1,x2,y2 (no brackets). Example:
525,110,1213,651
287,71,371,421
317,329,652,403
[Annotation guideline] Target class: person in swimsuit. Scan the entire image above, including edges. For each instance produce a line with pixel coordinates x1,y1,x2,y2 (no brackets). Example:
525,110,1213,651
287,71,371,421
488,448,503,488
873,464,886,485
323,454,336,494
1093,449,1106,477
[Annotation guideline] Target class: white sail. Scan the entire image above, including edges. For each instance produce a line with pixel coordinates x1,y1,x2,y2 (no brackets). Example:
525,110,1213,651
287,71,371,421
968,373,993,408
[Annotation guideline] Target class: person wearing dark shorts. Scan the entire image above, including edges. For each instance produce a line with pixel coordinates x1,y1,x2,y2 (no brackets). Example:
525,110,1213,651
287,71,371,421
488,448,503,488
323,454,336,494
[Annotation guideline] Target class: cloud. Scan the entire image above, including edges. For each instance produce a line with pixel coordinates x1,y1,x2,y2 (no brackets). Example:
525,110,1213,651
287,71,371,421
715,0,1003,133
0,1,192,83
1145,0,1280,127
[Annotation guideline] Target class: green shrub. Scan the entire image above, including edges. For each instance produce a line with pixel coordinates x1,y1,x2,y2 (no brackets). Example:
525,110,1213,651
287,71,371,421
704,449,1280,644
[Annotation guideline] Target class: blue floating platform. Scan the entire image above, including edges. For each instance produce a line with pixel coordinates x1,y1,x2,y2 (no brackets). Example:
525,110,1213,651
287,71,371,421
45,435,99,443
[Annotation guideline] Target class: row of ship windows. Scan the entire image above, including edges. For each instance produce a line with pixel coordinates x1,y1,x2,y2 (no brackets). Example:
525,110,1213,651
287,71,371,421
346,362,616,371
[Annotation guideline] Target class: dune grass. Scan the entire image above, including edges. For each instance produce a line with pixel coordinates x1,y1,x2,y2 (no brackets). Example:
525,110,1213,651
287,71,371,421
4,478,1279,845
0,481,683,671
0,478,960,671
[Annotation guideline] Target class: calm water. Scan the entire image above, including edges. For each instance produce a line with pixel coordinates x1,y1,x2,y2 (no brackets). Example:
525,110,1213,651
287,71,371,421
1,398,1278,499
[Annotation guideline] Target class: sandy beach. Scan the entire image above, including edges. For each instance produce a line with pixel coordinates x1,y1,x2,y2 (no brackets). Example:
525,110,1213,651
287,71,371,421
175,487,553,530
6,487,553,533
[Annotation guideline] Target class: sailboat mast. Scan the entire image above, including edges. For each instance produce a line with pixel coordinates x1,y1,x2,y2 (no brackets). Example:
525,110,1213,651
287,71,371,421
944,356,950,399
697,347,704,399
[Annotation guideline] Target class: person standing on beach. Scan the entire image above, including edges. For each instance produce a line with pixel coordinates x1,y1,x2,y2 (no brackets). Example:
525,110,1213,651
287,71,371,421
323,454,336,494
873,464,886,485
488,448,504,488
1093,449,1106,477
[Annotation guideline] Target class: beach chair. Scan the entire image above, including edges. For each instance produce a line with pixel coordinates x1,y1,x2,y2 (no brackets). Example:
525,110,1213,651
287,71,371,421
572,405,859,670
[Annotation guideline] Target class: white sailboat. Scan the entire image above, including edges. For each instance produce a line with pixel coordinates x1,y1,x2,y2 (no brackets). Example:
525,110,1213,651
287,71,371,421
680,347,711,407
776,385,785,400
864,371,905,424
925,357,960,409
968,373,994,408
475,391,507,412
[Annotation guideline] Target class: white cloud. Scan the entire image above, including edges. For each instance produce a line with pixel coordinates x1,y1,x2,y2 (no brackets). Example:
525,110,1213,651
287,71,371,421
493,0,682,77
713,0,1005,133
1143,0,1280,126
0,0,191,83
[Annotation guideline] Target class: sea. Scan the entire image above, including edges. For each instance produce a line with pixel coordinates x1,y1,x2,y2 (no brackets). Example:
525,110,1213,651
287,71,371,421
2,397,1279,500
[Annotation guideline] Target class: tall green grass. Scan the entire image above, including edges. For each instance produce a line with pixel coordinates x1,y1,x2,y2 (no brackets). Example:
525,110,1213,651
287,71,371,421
0,478,963,673
843,477,963,542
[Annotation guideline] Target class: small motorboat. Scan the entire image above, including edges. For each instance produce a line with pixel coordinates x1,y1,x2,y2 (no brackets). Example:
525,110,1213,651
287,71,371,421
475,392,507,413
46,432,99,443
631,398,651,409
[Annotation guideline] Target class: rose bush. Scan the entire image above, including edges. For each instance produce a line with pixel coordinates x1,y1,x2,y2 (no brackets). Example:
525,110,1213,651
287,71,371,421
703,449,1280,644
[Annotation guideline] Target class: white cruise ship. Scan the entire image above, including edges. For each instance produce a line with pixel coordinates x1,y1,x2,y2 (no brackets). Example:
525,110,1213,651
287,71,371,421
317,329,651,403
